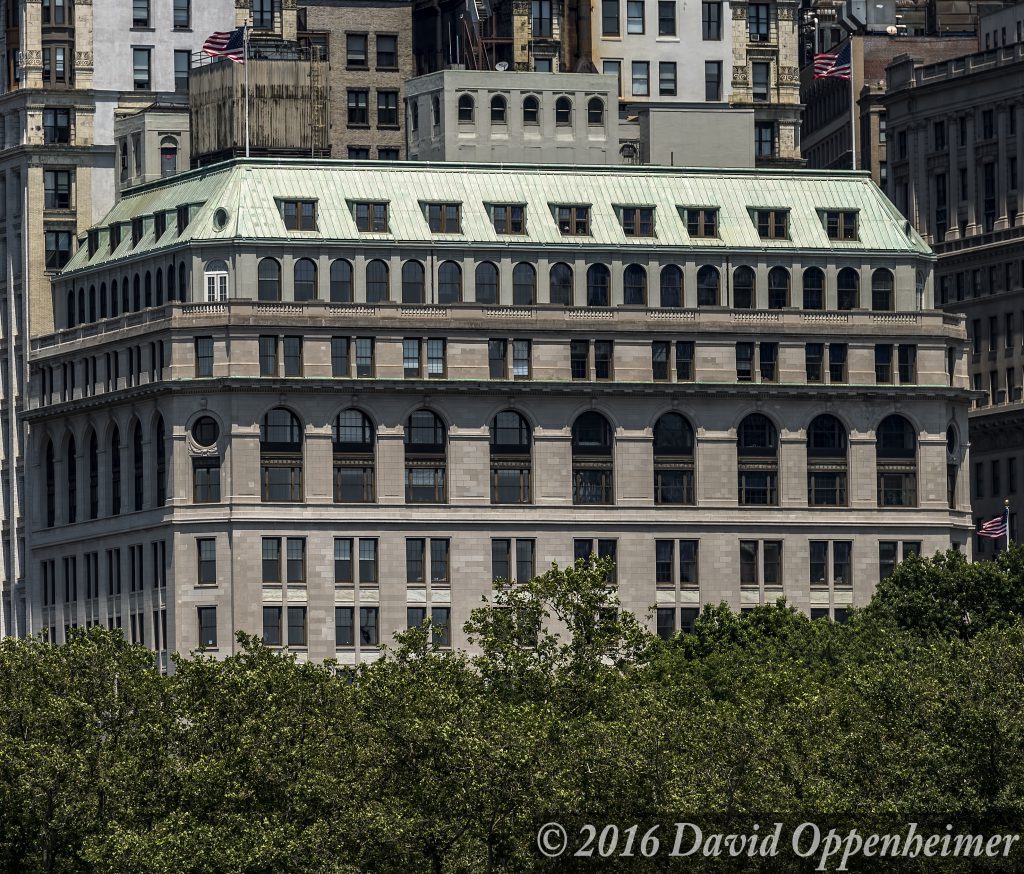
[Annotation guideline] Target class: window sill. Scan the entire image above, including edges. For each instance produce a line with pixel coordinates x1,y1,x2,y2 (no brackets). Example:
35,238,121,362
375,65,399,72
377,124,401,131
347,123,370,130
346,65,370,72
131,26,156,32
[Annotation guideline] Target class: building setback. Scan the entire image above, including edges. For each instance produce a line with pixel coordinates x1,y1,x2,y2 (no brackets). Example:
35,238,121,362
21,159,972,661
883,43,1024,553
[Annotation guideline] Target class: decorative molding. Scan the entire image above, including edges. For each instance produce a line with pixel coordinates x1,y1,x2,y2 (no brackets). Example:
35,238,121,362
75,51,93,67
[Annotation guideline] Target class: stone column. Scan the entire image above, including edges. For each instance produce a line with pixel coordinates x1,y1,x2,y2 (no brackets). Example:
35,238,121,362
966,113,979,235
995,104,1011,231
1017,102,1024,226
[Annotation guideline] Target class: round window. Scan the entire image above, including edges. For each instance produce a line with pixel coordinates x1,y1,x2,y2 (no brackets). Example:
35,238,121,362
213,208,229,230
193,416,220,447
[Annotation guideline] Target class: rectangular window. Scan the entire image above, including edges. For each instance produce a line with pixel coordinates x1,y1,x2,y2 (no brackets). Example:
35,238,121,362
626,0,644,32
403,338,421,377
492,539,511,582
703,61,721,101
685,208,718,237
132,48,152,90
512,340,531,378
427,203,462,233
354,338,374,377
825,210,858,240
427,339,445,377
360,606,379,646
346,33,368,67
192,458,220,503
751,62,769,101
197,538,216,585
174,50,190,94
676,341,695,380
602,0,620,35
43,109,71,145
286,538,305,584
702,0,721,38
173,0,190,28
748,2,769,38
283,336,302,376
897,344,916,384
489,339,508,379
620,206,655,236
653,341,669,380
44,170,72,209
875,344,893,383
631,61,649,97
594,340,613,380
755,209,788,239
347,90,369,126
655,540,674,584
516,540,535,581
376,34,398,68
805,343,823,383
331,337,349,377
354,202,388,232
133,0,150,27
736,342,754,381
603,60,622,96
45,230,72,271
259,336,278,376
754,122,775,158
829,344,847,383
763,541,782,584
430,539,451,584
658,62,677,97
658,0,676,34
195,336,213,377
406,538,425,583
740,540,758,585
279,200,317,231
334,538,353,585
336,607,354,646
287,606,307,647
262,606,282,645
198,606,216,648
571,340,588,379
759,342,777,382
262,537,281,583
377,91,399,127
491,204,525,234
555,205,590,235
359,539,378,584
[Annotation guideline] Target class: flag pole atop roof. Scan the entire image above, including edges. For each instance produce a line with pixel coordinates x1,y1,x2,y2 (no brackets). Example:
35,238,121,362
244,20,250,159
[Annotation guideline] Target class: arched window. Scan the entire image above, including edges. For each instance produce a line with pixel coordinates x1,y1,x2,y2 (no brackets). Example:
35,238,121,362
737,414,778,506
366,259,390,302
144,271,152,308
768,267,790,308
549,262,573,305
587,97,604,125
66,437,77,524
131,421,144,511
204,260,228,302
490,95,507,124
78,288,85,324
410,100,418,131
660,265,682,308
697,265,719,306
432,95,441,126
261,408,303,502
178,260,188,301
88,286,96,322
110,427,121,516
99,282,108,319
110,280,119,318
587,264,610,307
837,267,859,310
44,441,55,527
257,258,280,301
166,264,175,302
475,261,499,304
807,414,847,506
802,267,824,310
523,95,539,124
458,93,475,122
132,275,141,310
438,261,462,304
623,264,647,306
876,415,916,507
66,290,75,328
160,136,178,177
331,259,353,303
572,411,613,505
155,416,167,505
87,431,99,519
405,410,447,503
733,266,755,309
293,258,317,301
872,268,895,311
333,409,375,503
653,413,695,505
512,262,536,305
946,425,959,509
490,411,531,503
155,269,163,306
555,96,572,125
402,260,425,304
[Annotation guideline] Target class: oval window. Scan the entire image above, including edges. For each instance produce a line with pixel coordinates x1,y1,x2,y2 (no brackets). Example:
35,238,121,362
192,416,220,447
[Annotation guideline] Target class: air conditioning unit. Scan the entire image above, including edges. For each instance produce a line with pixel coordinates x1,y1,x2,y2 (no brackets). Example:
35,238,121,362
749,32,765,41
14,50,23,80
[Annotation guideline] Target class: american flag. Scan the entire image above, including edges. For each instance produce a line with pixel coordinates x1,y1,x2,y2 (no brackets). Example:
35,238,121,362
977,508,1009,540
202,27,246,64
813,43,852,80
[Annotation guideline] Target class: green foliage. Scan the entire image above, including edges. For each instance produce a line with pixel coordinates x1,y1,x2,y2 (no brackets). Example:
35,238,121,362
2,552,1024,872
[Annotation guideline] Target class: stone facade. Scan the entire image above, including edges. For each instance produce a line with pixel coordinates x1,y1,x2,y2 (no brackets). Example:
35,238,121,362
17,160,972,661
883,43,1024,552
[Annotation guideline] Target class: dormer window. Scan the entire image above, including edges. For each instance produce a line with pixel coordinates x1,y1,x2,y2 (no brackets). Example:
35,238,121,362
87,229,99,257
280,199,317,231
109,223,122,250
131,217,144,247
683,207,718,238
554,204,590,236
619,206,654,236
823,210,859,241
490,203,525,234
426,203,461,233
176,204,190,235
154,211,166,241
754,208,789,240
353,201,389,232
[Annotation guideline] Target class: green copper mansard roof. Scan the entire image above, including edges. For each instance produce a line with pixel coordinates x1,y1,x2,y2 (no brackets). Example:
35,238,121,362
62,159,932,275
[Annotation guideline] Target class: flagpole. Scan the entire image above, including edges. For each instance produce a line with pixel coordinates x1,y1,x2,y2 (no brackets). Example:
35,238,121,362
850,70,857,171
243,21,250,159
1006,498,1011,552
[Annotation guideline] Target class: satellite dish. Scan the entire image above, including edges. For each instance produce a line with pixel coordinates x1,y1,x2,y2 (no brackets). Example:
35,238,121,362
495,61,509,71
886,24,898,34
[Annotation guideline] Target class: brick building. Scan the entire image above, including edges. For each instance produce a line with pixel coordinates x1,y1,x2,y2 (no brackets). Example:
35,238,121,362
20,159,972,660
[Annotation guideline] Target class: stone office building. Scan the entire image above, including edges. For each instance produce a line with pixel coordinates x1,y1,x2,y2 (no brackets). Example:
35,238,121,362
21,159,971,662
883,44,1024,551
